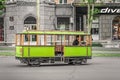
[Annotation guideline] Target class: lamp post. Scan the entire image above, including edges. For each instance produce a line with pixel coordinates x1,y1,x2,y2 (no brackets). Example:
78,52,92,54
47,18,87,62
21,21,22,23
36,0,40,30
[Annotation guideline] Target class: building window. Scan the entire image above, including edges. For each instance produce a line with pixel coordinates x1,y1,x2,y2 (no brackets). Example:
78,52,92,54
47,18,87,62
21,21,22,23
31,25,37,30
91,17,99,41
59,0,67,4
9,26,14,30
57,17,69,30
24,16,36,24
91,17,99,35
9,16,14,22
24,16,36,30
91,28,99,34
57,17,69,41
112,16,120,40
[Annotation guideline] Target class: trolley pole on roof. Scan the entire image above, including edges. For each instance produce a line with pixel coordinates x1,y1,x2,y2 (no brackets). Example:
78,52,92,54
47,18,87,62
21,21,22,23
36,0,40,30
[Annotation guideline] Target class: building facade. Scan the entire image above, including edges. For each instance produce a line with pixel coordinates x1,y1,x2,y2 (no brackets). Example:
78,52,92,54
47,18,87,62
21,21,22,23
1,0,120,45
75,0,120,43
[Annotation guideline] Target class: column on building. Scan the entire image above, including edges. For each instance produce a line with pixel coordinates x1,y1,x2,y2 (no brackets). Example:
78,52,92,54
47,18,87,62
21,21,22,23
99,15,113,40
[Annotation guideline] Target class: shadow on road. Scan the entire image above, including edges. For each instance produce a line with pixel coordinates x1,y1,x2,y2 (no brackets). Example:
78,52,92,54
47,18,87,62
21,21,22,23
15,63,93,67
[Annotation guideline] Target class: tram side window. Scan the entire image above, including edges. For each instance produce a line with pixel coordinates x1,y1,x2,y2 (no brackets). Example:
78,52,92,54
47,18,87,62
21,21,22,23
69,35,91,46
57,35,69,40
32,35,37,41
25,35,28,41
81,36,86,45
24,35,36,42
78,35,86,46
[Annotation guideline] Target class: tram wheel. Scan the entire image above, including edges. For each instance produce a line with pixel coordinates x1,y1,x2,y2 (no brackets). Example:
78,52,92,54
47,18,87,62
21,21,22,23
68,59,74,65
26,60,32,66
26,59,41,67
31,61,41,67
82,59,87,64
68,62,74,65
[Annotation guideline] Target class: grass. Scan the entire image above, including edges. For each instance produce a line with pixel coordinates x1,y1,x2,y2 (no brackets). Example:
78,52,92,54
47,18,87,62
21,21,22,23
0,52,15,56
93,53,120,57
0,47,15,50
92,42,103,47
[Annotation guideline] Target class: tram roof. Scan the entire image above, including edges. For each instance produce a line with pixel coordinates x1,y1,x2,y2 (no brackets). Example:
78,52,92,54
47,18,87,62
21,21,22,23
17,30,91,35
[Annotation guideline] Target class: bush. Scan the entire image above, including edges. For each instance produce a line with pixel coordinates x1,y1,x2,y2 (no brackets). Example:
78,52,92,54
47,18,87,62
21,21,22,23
92,42,103,47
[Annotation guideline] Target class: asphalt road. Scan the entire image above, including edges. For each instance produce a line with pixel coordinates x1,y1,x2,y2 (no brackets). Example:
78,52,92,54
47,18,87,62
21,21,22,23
0,57,120,80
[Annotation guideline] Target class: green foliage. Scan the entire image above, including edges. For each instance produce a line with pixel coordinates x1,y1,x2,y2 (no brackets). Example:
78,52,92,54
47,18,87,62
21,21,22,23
0,52,15,56
92,42,103,47
0,0,5,15
88,0,95,3
93,8,100,15
0,0,5,9
0,47,15,50
93,53,120,57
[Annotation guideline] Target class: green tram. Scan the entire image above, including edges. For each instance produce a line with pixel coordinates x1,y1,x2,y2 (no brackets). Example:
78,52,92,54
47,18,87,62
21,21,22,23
15,30,92,66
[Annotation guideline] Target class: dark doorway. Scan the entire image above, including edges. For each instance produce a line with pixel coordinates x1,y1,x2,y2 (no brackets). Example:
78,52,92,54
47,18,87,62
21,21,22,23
112,16,120,40
0,18,4,41
76,7,87,31
76,15,84,31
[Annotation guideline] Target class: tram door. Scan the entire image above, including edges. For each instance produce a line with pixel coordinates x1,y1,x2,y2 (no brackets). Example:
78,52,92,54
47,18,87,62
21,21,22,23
54,35,65,61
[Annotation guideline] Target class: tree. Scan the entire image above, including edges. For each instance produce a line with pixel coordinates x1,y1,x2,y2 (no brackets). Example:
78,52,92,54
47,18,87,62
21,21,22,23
0,0,5,15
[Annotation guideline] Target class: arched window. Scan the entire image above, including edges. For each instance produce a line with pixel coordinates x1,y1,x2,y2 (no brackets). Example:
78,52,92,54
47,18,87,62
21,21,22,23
112,16,120,40
24,16,36,24
24,16,37,30
24,16,37,42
